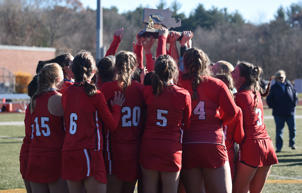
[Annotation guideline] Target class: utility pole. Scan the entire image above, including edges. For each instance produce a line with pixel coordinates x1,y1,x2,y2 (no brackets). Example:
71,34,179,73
96,0,104,62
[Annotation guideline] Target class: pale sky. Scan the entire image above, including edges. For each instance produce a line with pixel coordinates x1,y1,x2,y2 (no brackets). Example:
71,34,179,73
80,0,301,24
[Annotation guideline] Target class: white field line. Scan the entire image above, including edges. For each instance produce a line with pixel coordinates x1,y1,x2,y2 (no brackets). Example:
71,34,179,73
0,116,302,126
0,121,24,126
269,174,302,180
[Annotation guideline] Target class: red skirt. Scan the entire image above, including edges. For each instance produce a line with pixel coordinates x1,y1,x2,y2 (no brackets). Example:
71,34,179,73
62,149,107,184
140,139,182,172
111,143,139,182
182,143,228,169
240,138,278,167
26,150,61,183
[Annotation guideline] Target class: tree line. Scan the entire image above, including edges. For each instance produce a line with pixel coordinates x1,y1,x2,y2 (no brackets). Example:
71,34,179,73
0,0,302,80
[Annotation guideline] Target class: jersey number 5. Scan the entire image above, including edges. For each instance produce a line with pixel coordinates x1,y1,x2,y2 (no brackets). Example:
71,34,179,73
156,109,168,127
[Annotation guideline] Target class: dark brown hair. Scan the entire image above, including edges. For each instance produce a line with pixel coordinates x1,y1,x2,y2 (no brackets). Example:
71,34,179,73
36,53,73,75
97,55,116,83
72,51,97,96
237,61,262,109
115,51,138,90
152,55,178,95
183,48,210,100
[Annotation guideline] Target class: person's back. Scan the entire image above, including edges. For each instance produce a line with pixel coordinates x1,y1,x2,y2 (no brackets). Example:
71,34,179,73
179,75,237,144
267,79,297,116
266,69,298,152
142,84,191,143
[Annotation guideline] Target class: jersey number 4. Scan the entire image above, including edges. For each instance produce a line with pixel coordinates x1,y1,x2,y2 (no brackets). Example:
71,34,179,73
193,101,205,120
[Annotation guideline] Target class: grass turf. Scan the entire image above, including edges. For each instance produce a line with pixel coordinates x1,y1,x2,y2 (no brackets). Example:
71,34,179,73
0,108,302,192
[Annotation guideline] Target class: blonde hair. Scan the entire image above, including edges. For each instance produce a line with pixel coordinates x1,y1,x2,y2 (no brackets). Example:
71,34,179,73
214,60,234,75
30,63,62,113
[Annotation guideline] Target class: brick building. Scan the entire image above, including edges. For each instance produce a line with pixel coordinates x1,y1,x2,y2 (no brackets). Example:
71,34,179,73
0,45,56,76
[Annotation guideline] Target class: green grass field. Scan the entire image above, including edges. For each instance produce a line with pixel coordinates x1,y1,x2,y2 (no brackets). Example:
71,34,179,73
0,109,302,192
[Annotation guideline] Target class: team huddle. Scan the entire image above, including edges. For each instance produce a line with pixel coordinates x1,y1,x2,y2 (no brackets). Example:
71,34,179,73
19,28,278,193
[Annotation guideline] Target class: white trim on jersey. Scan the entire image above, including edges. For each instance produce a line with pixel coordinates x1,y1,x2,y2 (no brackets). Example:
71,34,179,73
95,111,101,151
83,149,90,177
106,132,112,175
180,128,184,144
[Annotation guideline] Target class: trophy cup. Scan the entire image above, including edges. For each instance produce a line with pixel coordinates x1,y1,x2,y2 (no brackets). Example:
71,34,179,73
138,8,181,38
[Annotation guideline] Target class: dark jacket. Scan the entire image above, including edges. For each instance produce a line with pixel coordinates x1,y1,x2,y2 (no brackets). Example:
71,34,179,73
266,80,298,116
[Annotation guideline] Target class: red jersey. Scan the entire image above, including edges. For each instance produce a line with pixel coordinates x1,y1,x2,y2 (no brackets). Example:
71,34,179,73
221,107,245,148
235,90,269,139
29,91,65,152
20,105,32,157
101,80,144,144
105,35,121,56
59,80,73,94
178,76,239,144
142,85,191,143
19,105,32,179
62,84,121,151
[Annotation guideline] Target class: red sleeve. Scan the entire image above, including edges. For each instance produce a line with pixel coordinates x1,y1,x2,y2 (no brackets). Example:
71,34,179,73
105,35,121,56
96,92,121,131
219,83,239,125
146,53,155,72
232,108,245,144
23,106,31,144
182,92,192,130
156,36,167,58
134,44,144,69
168,43,179,64
226,107,245,144
100,82,113,101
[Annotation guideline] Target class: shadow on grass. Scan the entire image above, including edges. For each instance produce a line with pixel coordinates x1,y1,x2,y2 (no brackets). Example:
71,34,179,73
277,153,302,157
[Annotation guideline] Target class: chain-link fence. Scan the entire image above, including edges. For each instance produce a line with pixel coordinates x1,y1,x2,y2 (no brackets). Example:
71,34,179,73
0,67,15,93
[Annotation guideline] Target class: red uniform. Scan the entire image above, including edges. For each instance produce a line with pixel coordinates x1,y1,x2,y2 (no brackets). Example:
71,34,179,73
145,35,167,72
101,80,144,182
178,76,239,169
26,91,65,183
19,105,31,179
62,84,121,183
59,79,73,93
140,85,191,172
235,90,278,167
221,108,244,179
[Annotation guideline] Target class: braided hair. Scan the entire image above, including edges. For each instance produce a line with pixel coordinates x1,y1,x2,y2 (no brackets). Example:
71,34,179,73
115,51,138,91
237,61,263,109
183,48,210,100
72,51,97,96
152,55,178,95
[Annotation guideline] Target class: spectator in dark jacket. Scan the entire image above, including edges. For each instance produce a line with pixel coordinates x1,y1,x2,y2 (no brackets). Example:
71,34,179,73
266,70,298,152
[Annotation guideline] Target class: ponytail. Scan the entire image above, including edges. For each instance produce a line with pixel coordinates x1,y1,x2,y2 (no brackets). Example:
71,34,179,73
152,55,178,96
72,51,97,96
30,63,62,113
183,48,210,100
115,51,138,91
152,73,165,95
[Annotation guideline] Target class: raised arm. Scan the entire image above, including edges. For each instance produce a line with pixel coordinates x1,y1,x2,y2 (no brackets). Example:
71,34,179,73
105,28,124,56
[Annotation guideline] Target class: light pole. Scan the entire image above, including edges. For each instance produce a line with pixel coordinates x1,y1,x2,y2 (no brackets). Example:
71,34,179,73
96,0,104,62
